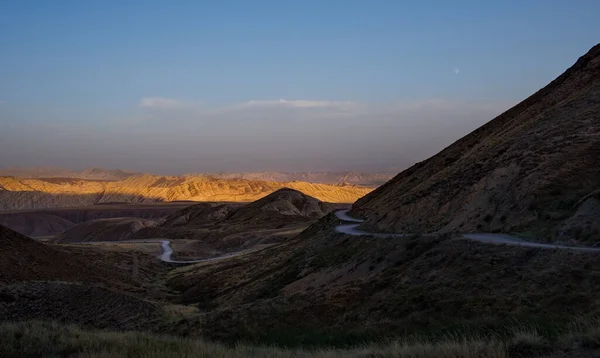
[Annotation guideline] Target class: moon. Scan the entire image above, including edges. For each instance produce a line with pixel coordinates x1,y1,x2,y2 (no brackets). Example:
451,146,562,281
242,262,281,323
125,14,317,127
454,68,460,75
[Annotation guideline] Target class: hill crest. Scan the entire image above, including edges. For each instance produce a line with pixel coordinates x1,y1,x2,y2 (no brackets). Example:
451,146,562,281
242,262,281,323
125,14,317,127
352,44,600,243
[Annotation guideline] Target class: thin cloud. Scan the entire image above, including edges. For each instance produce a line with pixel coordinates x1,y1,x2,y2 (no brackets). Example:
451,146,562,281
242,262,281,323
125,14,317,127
3,97,511,172
134,97,509,123
239,99,360,109
139,97,187,110
137,97,367,119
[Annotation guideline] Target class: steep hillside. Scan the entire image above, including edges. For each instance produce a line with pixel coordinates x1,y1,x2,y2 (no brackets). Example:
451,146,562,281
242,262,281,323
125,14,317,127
0,175,371,211
0,224,162,287
167,214,600,344
352,44,600,243
0,225,165,330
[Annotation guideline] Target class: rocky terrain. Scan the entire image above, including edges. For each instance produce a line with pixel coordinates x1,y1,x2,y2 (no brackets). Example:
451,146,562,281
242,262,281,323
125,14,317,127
351,44,600,244
0,174,371,211
225,188,334,223
0,225,163,289
56,189,336,257
0,225,167,330
167,214,600,345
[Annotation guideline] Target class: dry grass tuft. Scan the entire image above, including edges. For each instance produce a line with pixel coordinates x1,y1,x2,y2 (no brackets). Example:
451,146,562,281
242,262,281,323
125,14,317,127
8,319,600,357
0,321,509,358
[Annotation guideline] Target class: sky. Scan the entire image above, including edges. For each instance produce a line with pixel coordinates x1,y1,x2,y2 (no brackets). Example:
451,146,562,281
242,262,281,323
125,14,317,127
0,0,598,174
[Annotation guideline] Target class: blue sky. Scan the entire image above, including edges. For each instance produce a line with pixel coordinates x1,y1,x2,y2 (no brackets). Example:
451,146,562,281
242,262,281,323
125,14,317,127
0,0,598,173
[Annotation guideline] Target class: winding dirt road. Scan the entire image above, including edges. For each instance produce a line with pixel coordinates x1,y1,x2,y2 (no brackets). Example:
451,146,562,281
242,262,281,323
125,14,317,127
78,239,246,264
157,239,245,263
78,209,600,265
334,210,600,252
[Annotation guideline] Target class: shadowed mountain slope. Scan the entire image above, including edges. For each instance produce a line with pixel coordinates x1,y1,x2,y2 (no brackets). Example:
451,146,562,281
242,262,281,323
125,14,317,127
0,225,165,330
0,224,162,287
54,217,158,243
0,212,74,237
161,203,241,228
152,188,333,231
166,214,600,344
55,189,333,248
352,44,600,244
0,202,192,237
226,188,334,223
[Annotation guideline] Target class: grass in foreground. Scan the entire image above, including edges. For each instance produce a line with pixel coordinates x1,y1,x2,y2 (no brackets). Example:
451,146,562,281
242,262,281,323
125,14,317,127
3,321,600,358
0,321,506,358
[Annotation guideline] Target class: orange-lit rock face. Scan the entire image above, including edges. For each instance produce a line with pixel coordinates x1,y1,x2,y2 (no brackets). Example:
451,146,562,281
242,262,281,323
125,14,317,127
0,174,372,211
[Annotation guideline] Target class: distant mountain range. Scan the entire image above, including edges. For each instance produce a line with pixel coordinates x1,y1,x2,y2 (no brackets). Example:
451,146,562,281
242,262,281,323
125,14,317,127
196,171,396,187
0,167,138,181
0,174,373,211
0,167,396,187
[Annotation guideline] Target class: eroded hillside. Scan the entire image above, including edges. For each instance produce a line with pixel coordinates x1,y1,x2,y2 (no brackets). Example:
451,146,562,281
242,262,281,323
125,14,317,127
352,44,600,243
0,225,167,330
166,214,600,344
55,189,335,257
0,167,395,187
0,174,372,210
